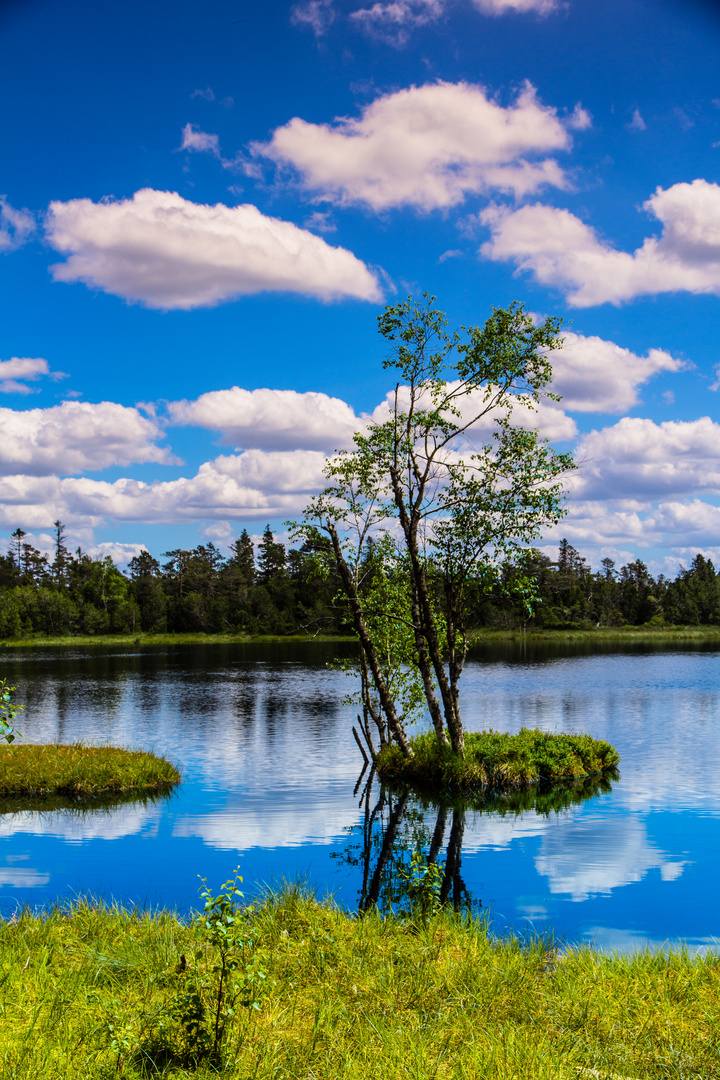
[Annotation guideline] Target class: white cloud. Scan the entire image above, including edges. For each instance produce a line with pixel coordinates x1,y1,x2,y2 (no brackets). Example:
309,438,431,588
0,357,68,396
290,0,335,36
45,189,382,309
574,416,720,500
350,0,444,46
168,387,362,452
566,103,592,131
472,0,559,14
0,401,176,477
0,196,35,252
369,380,577,442
349,0,559,43
550,333,685,412
627,107,647,132
481,179,720,306
86,541,149,566
179,123,220,156
0,450,329,530
255,81,577,211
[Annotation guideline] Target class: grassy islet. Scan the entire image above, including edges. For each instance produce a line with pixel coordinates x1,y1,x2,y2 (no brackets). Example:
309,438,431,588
0,743,180,799
376,728,620,795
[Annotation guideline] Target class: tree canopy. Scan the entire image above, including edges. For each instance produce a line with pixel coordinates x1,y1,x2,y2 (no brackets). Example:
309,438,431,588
292,296,576,759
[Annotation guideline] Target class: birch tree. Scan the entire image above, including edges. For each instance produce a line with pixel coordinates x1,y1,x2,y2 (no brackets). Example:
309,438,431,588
292,296,575,758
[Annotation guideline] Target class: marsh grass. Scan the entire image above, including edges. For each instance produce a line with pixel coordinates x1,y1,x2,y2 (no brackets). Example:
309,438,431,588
0,743,180,798
376,729,620,795
0,891,718,1078
0,632,355,649
2,626,720,650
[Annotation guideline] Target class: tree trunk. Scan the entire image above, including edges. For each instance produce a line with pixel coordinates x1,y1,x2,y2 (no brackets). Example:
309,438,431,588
327,522,413,758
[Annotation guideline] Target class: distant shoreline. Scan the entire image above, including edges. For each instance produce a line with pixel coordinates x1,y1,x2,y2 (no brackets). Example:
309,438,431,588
2,626,720,649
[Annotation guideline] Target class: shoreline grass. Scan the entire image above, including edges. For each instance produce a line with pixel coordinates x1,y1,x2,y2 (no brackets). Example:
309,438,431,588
1,625,720,649
376,728,620,795
0,891,717,1078
0,631,356,648
0,743,180,799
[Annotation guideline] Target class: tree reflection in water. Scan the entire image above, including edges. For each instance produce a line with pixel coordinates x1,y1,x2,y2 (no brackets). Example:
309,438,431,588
335,766,619,917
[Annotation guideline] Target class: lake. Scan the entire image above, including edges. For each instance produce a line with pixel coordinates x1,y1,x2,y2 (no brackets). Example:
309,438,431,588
1,639,719,953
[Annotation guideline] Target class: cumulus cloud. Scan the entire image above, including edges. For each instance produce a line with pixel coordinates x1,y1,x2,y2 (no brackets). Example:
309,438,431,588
168,387,362,452
255,81,578,211
573,416,720,501
0,357,68,395
86,541,149,566
0,196,35,252
550,333,685,412
481,179,720,306
541,498,720,571
45,189,382,309
0,401,176,477
168,376,578,457
0,450,329,531
179,123,220,156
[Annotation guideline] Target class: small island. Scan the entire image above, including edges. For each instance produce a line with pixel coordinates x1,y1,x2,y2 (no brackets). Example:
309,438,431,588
0,743,180,800
375,728,620,793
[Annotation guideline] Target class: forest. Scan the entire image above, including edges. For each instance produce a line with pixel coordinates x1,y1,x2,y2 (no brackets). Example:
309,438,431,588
0,522,719,639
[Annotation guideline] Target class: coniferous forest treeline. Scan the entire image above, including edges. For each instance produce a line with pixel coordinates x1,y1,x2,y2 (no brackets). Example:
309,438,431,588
1,522,719,639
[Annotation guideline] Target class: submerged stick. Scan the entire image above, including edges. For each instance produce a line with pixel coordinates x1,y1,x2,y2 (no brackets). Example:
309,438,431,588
352,725,370,767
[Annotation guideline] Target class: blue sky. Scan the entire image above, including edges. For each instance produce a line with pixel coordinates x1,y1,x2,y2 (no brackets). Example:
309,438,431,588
1,0,720,573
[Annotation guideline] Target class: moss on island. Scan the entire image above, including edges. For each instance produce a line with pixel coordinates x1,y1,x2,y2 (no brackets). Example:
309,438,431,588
376,728,620,794
0,743,180,799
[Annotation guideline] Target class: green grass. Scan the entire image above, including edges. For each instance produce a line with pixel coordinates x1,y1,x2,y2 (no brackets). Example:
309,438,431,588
0,743,180,799
471,626,720,644
376,729,620,794
0,632,355,648
0,890,718,1078
2,626,720,650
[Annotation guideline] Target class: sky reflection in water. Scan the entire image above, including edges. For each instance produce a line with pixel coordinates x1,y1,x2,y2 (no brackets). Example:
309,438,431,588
0,641,718,952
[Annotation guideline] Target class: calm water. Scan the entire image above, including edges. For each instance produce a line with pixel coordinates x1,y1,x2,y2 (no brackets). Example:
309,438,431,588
1,640,719,952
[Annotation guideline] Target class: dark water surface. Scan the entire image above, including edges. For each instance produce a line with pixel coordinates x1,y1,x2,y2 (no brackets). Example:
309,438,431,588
1,640,719,952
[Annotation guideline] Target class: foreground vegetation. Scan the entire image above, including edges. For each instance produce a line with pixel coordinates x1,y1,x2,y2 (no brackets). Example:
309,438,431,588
1,889,718,1079
376,729,620,794
0,743,180,798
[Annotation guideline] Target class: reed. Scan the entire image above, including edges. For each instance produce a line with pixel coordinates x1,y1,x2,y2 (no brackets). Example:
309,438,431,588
0,743,180,798
0,890,717,1078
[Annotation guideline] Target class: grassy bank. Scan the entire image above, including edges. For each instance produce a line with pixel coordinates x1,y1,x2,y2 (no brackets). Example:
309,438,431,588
0,743,180,798
2,626,720,649
471,626,720,644
0,632,355,649
376,729,620,794
0,891,717,1079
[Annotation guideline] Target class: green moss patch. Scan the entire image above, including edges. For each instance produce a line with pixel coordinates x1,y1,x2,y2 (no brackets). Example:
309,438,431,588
376,727,620,794
0,743,180,799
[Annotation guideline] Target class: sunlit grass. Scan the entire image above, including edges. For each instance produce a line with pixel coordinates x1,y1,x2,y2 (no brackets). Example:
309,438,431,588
0,891,717,1078
377,728,620,794
2,626,720,650
471,626,720,643
0,743,180,798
